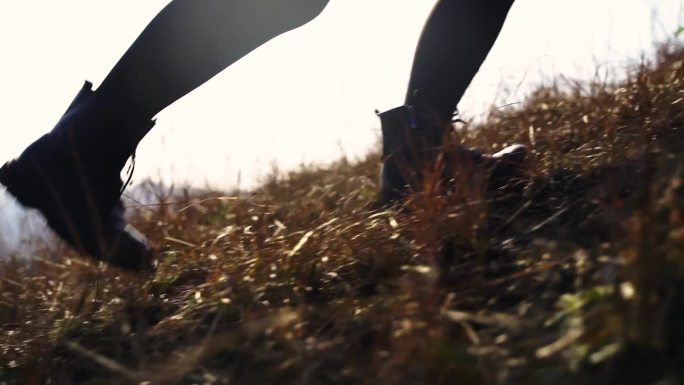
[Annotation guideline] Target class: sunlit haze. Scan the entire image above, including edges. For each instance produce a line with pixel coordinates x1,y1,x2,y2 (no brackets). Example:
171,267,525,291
0,0,682,249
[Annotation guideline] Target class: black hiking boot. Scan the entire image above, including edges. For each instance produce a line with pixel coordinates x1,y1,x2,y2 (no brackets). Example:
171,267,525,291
0,81,155,271
377,99,527,204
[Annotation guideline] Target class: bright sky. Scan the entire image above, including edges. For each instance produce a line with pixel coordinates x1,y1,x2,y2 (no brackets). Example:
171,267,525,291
0,0,682,249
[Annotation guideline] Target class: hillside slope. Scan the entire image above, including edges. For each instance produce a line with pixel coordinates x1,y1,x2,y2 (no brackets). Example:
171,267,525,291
2,44,684,385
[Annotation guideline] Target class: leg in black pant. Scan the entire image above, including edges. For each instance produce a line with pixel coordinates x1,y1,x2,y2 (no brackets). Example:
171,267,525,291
379,0,522,203
407,0,515,121
96,0,512,124
98,0,330,120
0,0,329,270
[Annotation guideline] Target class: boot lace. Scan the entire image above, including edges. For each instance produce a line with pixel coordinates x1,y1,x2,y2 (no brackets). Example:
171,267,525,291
119,151,137,197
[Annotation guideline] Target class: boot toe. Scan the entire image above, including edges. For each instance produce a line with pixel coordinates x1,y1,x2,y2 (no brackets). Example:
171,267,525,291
492,143,527,163
103,226,154,272
489,143,528,190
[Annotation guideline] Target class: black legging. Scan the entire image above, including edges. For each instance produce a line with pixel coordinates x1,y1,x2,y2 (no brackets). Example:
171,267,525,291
97,0,514,123
407,0,514,119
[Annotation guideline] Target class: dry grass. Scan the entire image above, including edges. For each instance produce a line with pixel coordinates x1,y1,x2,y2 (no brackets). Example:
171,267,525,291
2,43,684,385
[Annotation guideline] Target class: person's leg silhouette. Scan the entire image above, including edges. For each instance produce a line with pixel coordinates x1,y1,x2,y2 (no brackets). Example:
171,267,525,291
0,0,329,270
378,0,526,203
2,0,525,269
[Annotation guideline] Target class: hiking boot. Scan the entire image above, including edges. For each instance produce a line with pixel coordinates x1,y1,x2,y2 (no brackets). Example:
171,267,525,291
377,101,527,204
0,81,155,271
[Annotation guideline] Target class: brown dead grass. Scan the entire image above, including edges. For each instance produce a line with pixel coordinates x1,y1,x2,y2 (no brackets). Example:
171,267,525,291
2,43,684,385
